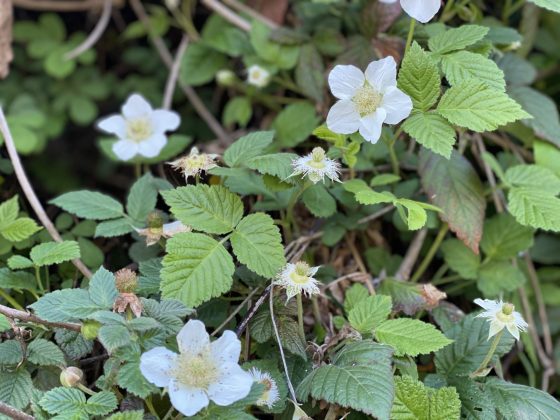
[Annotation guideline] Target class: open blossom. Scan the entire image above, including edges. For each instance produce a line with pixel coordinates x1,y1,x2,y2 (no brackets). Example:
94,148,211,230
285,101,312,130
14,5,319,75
248,368,280,409
140,320,253,417
379,0,441,23
169,147,219,181
97,93,180,161
326,56,412,143
291,147,341,184
247,65,270,88
275,261,320,302
474,298,528,340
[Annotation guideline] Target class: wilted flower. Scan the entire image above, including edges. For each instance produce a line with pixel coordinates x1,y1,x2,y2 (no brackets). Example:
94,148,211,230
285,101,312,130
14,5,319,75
248,368,280,409
474,298,528,340
275,261,320,302
97,93,180,161
247,65,270,88
326,56,412,143
379,0,441,23
140,320,253,417
291,147,341,184
115,268,138,293
168,147,219,181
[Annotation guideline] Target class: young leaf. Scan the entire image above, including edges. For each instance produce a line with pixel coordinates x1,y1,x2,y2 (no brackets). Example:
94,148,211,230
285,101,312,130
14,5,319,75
50,191,124,220
0,195,19,227
348,295,392,334
39,387,86,415
7,255,34,270
84,391,118,416
441,51,506,91
504,164,560,194
402,112,456,159
246,153,299,180
94,218,135,238
343,283,369,313
428,25,489,54
507,187,560,231
30,240,81,266
0,218,41,242
98,325,131,353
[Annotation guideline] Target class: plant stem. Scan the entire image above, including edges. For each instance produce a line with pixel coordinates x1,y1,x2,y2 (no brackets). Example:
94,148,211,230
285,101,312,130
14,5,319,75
77,383,96,396
296,293,305,342
470,330,504,378
386,128,402,176
134,162,142,179
145,396,158,418
404,18,416,55
285,182,311,239
411,223,449,283
35,266,44,293
0,289,24,311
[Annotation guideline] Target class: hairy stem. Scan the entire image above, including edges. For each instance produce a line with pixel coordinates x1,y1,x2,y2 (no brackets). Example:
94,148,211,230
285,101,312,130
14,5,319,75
470,330,503,377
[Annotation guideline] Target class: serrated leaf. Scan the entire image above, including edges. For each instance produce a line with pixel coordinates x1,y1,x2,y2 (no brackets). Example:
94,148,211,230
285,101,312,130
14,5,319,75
0,217,42,242
505,164,560,195
441,51,506,91
0,195,19,227
296,44,325,102
55,329,94,360
402,112,456,158
477,261,526,297
450,378,495,420
370,174,401,187
528,0,560,12
0,267,36,292
27,338,65,366
30,289,98,322
39,387,86,415
348,295,392,334
94,218,134,238
50,191,124,220
0,369,32,409
396,199,428,230
88,267,118,308
161,232,235,307
162,185,243,235
126,173,158,222
437,80,530,132
98,325,131,353
480,214,534,259
508,187,560,231
398,42,441,111
429,25,489,54
30,240,81,266
535,140,560,177
344,283,369,313
84,391,117,415
301,184,337,218
7,255,34,269
247,153,298,180
117,361,157,398
0,340,24,367
419,150,486,253
106,410,144,420
223,131,274,167
441,239,480,280
272,102,319,148
230,213,285,278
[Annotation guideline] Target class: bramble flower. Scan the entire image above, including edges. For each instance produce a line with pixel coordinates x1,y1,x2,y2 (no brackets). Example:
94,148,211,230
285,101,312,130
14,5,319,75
474,298,528,340
247,65,270,88
275,261,320,302
291,147,341,184
379,0,441,23
97,93,180,161
140,320,253,417
326,56,412,143
136,212,192,246
113,268,143,318
168,147,219,181
248,368,280,409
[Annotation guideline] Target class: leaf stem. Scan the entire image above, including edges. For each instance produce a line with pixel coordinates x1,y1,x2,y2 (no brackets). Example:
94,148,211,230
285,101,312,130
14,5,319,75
0,289,24,311
470,329,504,378
145,396,159,418
35,266,44,293
404,18,416,55
296,293,305,342
410,223,449,283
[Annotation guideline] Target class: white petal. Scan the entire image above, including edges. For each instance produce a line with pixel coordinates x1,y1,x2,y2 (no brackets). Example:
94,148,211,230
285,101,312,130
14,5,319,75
211,330,241,364
505,322,520,340
207,362,253,406
97,115,127,138
139,347,177,387
488,319,504,339
379,0,397,2
365,56,397,91
326,100,361,134
474,298,500,313
137,133,167,158
122,93,153,119
359,108,387,143
152,110,180,133
328,65,365,100
177,320,210,355
112,140,139,161
168,379,209,417
401,0,441,23
513,312,528,331
381,86,413,124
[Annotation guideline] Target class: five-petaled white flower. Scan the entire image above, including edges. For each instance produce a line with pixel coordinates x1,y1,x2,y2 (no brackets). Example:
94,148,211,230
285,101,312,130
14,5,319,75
140,319,253,417
248,368,280,409
168,146,219,181
474,298,528,340
379,0,441,23
326,56,412,144
97,93,180,161
247,65,270,88
275,261,320,302
291,147,341,184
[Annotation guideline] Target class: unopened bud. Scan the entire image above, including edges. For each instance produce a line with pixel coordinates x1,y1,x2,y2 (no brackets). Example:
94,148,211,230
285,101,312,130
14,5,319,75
115,268,138,293
60,367,84,388
216,70,236,87
81,320,101,340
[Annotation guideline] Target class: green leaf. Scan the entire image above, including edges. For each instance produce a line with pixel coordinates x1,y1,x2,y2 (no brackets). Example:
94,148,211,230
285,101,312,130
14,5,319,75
161,232,235,307
508,187,560,231
27,338,65,366
370,174,401,187
29,289,99,322
534,140,560,177
348,295,392,334
437,80,531,132
50,191,124,220
343,283,369,313
528,0,560,12
301,184,337,218
94,218,134,238
441,239,480,280
0,196,19,227
395,199,428,230
250,21,300,69
223,131,274,167
297,341,394,418
40,387,86,415
0,218,41,242
480,214,534,259
98,325,131,353
106,410,144,420
429,25,489,54
126,173,158,222
419,150,486,253
0,369,32,409
402,112,456,158
7,255,34,270
162,185,243,235
88,267,118,308
398,42,441,111
30,240,81,266
376,319,453,356
117,361,157,398
84,391,118,416
223,97,252,127
295,44,325,102
272,102,319,148
450,378,495,420
230,213,285,278
441,51,506,91
504,164,560,195
477,261,526,297
247,153,298,180
179,42,228,86
0,340,24,367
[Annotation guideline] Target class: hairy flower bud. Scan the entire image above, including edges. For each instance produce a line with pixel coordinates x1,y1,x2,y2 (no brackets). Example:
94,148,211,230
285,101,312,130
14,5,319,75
81,320,101,340
115,268,138,293
60,367,84,388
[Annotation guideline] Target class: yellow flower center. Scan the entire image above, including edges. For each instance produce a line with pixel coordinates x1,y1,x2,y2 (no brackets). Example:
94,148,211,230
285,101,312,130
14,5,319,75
496,311,513,323
353,84,383,116
308,148,326,169
126,118,153,142
290,262,311,285
174,350,219,390
502,303,514,315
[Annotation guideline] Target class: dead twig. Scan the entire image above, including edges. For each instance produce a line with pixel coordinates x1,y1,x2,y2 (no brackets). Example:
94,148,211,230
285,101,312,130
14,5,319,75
0,401,34,420
65,0,112,60
201,0,251,32
223,0,279,29
395,228,427,281
162,36,189,110
0,303,82,332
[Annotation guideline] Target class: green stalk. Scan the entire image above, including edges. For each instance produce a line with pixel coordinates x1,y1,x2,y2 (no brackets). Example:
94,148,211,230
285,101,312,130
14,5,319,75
0,289,24,310
296,293,305,342
470,330,504,378
410,224,449,283
404,19,416,55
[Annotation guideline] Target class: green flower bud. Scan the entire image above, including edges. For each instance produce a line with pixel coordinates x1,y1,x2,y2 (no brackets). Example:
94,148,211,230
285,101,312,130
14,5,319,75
81,320,101,340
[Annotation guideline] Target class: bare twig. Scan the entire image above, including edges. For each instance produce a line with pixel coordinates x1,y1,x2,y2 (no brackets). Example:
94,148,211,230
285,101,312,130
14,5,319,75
357,205,394,225
235,285,271,337
0,107,93,279
201,0,251,32
213,287,260,337
474,135,505,212
223,0,279,29
65,0,112,60
162,36,189,110
395,228,428,281
0,401,34,420
0,303,82,332
13,0,118,11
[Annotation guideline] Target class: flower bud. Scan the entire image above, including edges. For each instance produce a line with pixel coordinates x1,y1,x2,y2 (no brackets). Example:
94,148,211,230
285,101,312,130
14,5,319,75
60,367,84,388
115,268,138,293
216,70,236,87
81,320,101,340
502,303,515,316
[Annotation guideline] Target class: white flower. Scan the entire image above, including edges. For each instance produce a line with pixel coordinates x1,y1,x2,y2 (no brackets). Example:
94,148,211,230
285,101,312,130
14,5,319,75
165,0,180,10
97,93,180,161
140,320,253,417
326,56,412,143
247,65,270,88
275,261,320,302
379,0,441,23
474,298,528,340
291,147,341,184
168,147,219,181
136,220,191,246
248,368,280,409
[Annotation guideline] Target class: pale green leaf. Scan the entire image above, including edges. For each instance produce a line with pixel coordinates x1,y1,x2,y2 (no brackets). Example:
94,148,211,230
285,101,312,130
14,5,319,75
7,255,34,270
0,340,24,367
106,410,144,420
528,0,560,12
117,361,157,398
480,214,534,259
247,153,298,180
348,295,392,334
223,131,274,167
343,283,369,313
301,184,337,218
272,102,319,148
508,187,560,231
179,42,228,86
402,112,456,159
27,338,65,366
126,173,158,222
98,325,131,352
396,199,428,230
50,191,124,220
0,369,32,409
441,239,480,280
39,387,86,415
94,218,134,238
534,140,560,177
223,97,252,127
88,267,118,308
0,218,41,242
441,51,506,91
0,195,19,228
504,164,560,195
30,240,81,266
250,21,300,69
84,391,117,415
370,174,401,187
429,25,489,54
